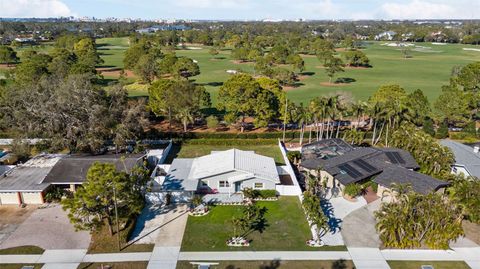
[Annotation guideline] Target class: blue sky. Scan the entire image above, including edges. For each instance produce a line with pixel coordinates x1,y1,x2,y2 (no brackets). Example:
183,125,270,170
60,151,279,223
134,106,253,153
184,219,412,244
0,0,478,20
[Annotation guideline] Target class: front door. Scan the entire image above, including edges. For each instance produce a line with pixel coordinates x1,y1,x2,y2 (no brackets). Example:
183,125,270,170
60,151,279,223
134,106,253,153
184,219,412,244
235,182,242,192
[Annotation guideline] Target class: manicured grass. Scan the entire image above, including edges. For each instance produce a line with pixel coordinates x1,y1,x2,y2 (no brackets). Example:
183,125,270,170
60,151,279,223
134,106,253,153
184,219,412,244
172,142,285,165
0,245,44,254
176,42,480,104
87,217,154,254
78,262,148,269
96,37,129,69
176,260,354,269
0,264,43,269
181,196,346,251
388,261,471,269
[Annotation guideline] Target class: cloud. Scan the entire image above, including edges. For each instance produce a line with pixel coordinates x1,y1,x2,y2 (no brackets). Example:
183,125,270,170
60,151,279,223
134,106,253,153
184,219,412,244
0,0,73,18
380,0,465,19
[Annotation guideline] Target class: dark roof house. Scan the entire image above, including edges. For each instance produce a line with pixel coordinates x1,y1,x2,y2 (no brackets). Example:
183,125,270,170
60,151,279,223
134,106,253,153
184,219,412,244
44,153,144,184
300,139,447,194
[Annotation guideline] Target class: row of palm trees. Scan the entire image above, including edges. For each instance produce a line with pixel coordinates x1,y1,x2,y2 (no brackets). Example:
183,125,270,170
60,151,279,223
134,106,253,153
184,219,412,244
287,92,415,147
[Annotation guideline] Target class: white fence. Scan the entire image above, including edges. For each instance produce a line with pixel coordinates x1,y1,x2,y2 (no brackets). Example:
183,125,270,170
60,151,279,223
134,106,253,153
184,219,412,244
277,140,302,196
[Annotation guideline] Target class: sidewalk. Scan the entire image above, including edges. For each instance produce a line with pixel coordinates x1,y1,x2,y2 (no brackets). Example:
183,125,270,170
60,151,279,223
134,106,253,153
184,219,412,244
1,247,479,269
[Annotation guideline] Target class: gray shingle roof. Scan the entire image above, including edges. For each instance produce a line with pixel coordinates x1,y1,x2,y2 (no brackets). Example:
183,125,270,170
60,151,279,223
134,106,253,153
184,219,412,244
0,155,63,192
373,166,449,194
439,139,480,178
43,153,144,184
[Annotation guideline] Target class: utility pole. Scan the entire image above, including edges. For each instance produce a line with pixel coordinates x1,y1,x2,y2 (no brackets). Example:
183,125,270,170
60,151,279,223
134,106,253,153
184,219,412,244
113,185,121,252
283,97,288,142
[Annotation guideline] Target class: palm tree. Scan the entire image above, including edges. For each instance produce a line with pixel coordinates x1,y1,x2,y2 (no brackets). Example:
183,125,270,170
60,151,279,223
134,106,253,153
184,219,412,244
176,107,194,132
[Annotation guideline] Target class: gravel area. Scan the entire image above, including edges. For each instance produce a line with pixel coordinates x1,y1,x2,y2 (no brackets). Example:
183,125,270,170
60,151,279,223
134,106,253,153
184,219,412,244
0,204,90,250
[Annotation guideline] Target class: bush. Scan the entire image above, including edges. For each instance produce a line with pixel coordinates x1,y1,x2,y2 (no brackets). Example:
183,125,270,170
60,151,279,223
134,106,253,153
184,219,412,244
435,122,449,139
287,151,301,164
258,189,277,199
362,181,378,193
206,115,219,129
422,118,435,137
343,184,361,197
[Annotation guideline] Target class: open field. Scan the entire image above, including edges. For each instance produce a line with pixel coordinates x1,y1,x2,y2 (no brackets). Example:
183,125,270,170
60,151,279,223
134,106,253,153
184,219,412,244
167,142,285,165
176,42,480,104
78,262,148,269
387,261,471,269
96,37,130,69
181,196,346,251
176,260,355,269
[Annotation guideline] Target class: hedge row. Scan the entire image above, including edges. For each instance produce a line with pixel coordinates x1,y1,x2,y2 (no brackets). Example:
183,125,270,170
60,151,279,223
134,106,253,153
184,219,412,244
145,131,302,140
183,138,278,146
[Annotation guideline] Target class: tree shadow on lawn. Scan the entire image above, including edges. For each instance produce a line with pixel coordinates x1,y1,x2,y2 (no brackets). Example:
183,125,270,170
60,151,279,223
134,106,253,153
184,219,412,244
320,199,342,234
335,77,356,84
299,71,316,76
224,259,350,269
199,81,224,87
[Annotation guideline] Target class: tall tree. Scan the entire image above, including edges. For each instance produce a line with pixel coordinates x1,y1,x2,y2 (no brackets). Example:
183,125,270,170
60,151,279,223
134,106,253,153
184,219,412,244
324,56,345,83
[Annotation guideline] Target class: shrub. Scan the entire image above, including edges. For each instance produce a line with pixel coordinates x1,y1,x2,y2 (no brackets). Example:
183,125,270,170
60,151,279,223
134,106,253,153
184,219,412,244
362,181,378,193
258,189,277,199
206,115,219,129
287,151,301,164
422,118,435,137
184,138,277,146
435,122,449,139
343,184,361,197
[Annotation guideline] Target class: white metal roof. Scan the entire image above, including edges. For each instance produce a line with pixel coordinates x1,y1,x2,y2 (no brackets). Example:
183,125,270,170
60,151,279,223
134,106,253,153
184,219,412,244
188,149,280,182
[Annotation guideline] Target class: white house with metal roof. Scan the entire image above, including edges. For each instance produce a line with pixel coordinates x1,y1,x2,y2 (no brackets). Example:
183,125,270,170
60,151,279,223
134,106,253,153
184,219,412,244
149,149,282,203
440,139,480,178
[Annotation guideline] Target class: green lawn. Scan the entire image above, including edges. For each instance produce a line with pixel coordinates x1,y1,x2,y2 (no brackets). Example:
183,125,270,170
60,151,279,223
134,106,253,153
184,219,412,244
177,260,354,269
0,265,43,269
96,37,130,69
0,245,44,254
78,262,148,269
181,196,346,251
171,142,285,165
388,261,471,269
176,42,480,104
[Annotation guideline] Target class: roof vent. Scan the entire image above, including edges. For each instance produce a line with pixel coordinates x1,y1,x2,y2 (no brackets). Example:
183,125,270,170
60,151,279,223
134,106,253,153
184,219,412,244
474,146,479,154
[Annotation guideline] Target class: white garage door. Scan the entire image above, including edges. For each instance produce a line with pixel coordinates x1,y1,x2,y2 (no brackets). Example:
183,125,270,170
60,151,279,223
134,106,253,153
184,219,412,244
21,192,43,204
0,192,20,205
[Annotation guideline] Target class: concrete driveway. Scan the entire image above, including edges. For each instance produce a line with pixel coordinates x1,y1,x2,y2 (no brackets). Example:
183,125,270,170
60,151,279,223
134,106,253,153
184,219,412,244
0,204,90,250
129,204,188,246
341,199,382,248
0,205,37,246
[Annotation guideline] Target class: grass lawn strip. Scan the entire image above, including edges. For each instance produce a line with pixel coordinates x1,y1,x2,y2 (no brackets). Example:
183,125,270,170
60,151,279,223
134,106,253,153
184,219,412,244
0,265,43,269
174,143,285,165
0,245,44,255
78,262,148,269
181,196,346,251
387,260,471,269
176,260,355,269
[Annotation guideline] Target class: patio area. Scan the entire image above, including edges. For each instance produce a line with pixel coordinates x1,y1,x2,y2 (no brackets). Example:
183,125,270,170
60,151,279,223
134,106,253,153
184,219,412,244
202,193,243,204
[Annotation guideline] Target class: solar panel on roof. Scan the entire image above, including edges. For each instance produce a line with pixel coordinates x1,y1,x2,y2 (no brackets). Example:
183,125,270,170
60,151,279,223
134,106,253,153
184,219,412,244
386,152,405,164
339,163,363,178
353,159,377,173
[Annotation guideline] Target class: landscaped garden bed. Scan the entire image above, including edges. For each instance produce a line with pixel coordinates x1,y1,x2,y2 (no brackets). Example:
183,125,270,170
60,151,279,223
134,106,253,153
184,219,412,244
181,196,346,251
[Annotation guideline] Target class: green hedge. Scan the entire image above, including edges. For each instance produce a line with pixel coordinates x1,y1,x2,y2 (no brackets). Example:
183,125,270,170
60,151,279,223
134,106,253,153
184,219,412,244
145,131,302,140
183,138,278,146
258,189,277,198
343,184,362,197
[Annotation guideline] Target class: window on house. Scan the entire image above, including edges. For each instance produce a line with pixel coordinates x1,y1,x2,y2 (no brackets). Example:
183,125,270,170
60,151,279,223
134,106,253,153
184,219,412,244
219,181,230,188
254,183,264,189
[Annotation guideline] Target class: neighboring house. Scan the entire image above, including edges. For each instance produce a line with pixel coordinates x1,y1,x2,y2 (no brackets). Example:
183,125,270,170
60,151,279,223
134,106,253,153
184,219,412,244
43,153,145,192
300,139,448,198
439,139,480,179
150,149,281,203
375,31,396,41
0,154,63,205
